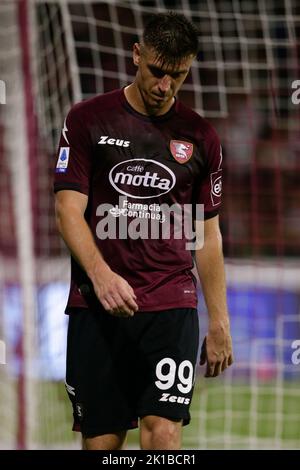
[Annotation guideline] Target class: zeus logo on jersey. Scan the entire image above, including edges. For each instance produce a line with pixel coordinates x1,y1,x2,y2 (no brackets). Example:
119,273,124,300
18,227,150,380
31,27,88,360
56,147,70,173
98,135,130,147
109,159,176,199
159,393,190,405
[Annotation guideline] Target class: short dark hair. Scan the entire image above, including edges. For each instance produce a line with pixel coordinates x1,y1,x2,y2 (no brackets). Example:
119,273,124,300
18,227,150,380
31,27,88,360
142,12,199,68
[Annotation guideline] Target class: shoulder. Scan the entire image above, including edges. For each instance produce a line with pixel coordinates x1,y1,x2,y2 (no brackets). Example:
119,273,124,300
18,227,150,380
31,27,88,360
66,89,122,123
176,100,219,144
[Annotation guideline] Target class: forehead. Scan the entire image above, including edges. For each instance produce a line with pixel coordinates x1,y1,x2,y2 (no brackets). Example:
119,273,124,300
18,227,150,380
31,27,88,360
142,46,194,72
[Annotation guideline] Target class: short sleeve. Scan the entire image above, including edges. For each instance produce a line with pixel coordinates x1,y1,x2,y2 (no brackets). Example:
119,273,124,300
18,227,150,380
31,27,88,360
53,105,92,195
196,127,223,220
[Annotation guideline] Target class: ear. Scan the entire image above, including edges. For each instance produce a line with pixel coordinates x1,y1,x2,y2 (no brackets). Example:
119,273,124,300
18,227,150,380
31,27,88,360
133,43,141,66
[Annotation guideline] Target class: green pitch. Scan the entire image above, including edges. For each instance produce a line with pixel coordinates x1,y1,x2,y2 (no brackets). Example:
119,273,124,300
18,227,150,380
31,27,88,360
126,379,300,449
1,379,299,449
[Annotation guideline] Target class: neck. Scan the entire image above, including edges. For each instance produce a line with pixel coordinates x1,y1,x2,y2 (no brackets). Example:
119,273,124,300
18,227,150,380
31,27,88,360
124,82,174,116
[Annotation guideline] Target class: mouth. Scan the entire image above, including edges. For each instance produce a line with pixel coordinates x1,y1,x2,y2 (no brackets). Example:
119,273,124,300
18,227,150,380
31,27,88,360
151,93,167,102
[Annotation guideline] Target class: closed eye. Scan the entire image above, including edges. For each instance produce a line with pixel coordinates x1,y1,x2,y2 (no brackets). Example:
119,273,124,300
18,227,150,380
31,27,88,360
148,65,165,79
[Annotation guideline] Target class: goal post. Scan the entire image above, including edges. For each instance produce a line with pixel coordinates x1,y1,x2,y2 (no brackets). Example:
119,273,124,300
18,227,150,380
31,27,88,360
0,0,38,449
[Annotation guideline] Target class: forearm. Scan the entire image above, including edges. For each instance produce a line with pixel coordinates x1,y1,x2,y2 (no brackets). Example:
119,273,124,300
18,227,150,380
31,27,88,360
56,204,110,283
55,192,138,316
195,232,229,328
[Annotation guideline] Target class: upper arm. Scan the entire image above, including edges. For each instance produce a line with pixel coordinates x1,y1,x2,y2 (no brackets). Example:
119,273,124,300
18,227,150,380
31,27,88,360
194,214,222,253
55,189,88,219
203,214,221,240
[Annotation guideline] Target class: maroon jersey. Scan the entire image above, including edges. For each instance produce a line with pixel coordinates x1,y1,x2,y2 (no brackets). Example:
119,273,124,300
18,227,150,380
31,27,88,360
54,88,222,312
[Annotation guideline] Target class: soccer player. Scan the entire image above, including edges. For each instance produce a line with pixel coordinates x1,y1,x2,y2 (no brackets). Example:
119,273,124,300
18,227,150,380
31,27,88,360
54,12,233,450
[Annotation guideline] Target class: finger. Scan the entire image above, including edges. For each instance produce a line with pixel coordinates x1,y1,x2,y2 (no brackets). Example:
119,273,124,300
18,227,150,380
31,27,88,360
105,295,132,317
109,306,133,318
130,289,137,300
112,309,132,318
111,291,129,309
221,358,228,372
200,337,207,365
111,293,135,317
213,362,222,377
119,289,138,311
205,362,215,378
101,298,111,311
124,296,138,312
105,294,119,311
126,283,137,300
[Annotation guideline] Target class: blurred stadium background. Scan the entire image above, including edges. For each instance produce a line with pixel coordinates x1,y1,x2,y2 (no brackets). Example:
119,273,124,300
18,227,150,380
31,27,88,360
0,0,299,450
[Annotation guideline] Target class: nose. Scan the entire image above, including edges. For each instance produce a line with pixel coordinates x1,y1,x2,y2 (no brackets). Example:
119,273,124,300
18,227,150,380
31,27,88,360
158,74,171,93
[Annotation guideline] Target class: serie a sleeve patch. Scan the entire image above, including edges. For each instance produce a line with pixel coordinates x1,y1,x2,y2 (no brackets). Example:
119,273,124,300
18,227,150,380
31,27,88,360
56,147,70,173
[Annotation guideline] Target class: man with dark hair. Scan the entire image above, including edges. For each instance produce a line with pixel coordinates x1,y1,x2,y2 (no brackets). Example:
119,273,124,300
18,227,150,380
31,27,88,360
142,11,199,68
54,11,233,450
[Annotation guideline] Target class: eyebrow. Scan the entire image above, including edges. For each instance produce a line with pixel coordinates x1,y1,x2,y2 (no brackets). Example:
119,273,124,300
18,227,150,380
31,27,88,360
148,64,188,75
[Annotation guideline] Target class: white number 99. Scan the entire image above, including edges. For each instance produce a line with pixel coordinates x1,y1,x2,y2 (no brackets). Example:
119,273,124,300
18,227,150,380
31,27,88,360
177,360,193,393
155,358,176,390
155,357,194,394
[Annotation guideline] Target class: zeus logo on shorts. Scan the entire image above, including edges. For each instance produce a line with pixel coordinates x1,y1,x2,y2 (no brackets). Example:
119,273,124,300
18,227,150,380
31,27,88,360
65,381,75,396
109,159,176,199
98,135,130,147
159,393,190,405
